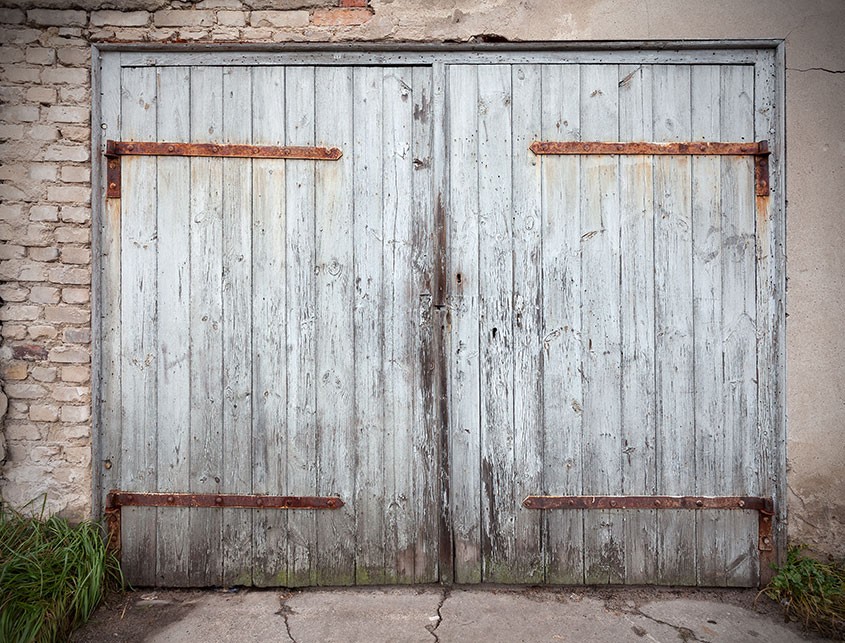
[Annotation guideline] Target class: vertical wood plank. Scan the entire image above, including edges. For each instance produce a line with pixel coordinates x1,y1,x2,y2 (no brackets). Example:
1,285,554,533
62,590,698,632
476,65,515,583
579,64,624,585
284,66,318,587
119,66,158,586
690,64,727,586
618,63,658,585
352,66,387,585
510,63,544,583
98,50,121,541
720,64,759,587
382,66,417,583
410,65,439,583
754,48,786,575
250,66,287,587
314,66,357,586
221,66,253,587
448,64,482,584
188,66,224,586
155,66,192,586
652,64,696,585
540,64,584,584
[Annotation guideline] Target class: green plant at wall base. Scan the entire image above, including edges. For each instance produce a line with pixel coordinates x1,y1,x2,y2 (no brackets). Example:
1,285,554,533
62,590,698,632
0,499,123,643
764,545,845,639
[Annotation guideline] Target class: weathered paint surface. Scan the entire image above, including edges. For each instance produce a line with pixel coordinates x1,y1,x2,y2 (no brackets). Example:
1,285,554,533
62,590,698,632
101,52,779,587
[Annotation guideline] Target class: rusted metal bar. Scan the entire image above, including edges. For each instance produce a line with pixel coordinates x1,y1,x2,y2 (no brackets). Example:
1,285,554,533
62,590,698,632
524,495,776,587
529,140,770,156
104,139,342,198
755,152,771,196
108,490,344,510
106,139,342,160
522,495,772,511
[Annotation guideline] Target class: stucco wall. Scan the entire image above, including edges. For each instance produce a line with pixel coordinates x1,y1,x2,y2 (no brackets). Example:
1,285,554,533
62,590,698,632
0,0,842,559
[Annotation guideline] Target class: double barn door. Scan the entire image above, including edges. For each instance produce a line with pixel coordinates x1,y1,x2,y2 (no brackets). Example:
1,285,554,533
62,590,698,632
96,48,782,587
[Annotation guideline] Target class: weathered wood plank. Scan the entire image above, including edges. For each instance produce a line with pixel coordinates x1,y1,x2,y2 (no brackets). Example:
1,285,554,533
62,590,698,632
476,64,515,583
382,66,418,583
154,65,192,587
314,66,357,586
119,66,158,586
448,64,482,584
720,64,759,587
98,50,121,541
618,63,658,585
652,64,696,585
221,66,253,587
540,64,584,584
579,64,624,585
690,64,728,586
410,65,439,583
250,66,288,587
510,63,544,583
352,66,387,585
188,66,224,586
284,65,318,587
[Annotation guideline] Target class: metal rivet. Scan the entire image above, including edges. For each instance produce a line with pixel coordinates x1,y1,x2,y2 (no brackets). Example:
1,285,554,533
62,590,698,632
654,500,661,506
253,147,260,154
215,496,223,505
610,500,617,508
763,516,770,522
738,500,745,508
127,144,134,151
763,537,771,545
696,499,703,507
109,182,117,189
126,494,134,502
108,161,116,169
168,145,175,152
524,499,533,508
212,146,219,153
167,495,174,504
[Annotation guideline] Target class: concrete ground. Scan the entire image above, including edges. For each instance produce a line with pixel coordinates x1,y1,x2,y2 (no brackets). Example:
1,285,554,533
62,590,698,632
72,586,826,643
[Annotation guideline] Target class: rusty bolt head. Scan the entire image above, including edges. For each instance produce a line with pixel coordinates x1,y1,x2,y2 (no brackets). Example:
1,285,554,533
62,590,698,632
738,500,745,508
696,499,704,507
168,145,175,152
654,500,661,506
763,537,771,545
215,496,223,505
610,500,617,508
127,144,134,151
126,494,134,502
103,460,112,470
763,516,770,522
327,499,337,508
109,182,117,189
524,499,533,508
568,500,575,506
211,146,219,153
167,495,175,504
256,498,264,507
108,161,116,169
253,147,260,154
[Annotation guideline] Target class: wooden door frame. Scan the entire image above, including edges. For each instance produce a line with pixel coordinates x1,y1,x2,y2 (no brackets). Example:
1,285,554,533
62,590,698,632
90,41,786,580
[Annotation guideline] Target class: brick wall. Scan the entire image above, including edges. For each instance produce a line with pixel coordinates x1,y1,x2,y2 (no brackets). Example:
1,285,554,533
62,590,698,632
0,0,377,519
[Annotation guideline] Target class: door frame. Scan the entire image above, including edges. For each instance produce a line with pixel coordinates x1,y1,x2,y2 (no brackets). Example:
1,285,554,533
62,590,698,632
90,41,786,580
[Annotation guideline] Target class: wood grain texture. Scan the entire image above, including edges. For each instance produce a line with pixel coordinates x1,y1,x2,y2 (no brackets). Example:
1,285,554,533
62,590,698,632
250,65,288,587
119,66,158,586
154,66,192,587
540,64,584,584
618,63,658,585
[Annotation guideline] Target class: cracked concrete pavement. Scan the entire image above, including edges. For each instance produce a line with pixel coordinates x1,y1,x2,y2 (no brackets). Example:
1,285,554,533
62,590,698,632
72,586,826,642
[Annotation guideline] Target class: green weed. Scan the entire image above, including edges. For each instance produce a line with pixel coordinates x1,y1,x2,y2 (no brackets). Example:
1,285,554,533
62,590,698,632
0,498,123,643
764,545,845,639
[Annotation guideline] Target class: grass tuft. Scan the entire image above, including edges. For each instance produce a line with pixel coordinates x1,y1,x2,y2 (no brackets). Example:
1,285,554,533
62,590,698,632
0,498,123,643
764,545,845,639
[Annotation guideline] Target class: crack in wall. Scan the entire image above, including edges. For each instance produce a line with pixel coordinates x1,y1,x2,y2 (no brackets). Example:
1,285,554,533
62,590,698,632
277,593,297,643
634,610,711,643
787,67,845,74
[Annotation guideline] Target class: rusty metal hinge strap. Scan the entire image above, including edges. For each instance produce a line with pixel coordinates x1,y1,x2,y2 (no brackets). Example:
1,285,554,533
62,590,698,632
530,140,771,197
104,139,343,199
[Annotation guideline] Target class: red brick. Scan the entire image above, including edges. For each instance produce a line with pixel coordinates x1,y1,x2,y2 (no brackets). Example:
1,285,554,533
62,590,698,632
12,344,48,360
311,7,373,25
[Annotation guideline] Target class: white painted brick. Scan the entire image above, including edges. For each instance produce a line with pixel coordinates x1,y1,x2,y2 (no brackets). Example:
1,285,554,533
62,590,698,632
2,64,42,83
48,265,90,285
2,324,27,340
27,9,87,27
45,306,89,324
197,0,244,8
211,27,241,41
29,403,59,422
0,284,26,300
56,47,89,66
0,204,23,223
26,86,57,104
250,10,310,27
61,288,89,304
55,227,89,244
29,286,60,304
154,10,215,27
5,422,41,441
24,46,55,65
29,164,58,181
60,247,91,264
19,262,47,281
47,346,89,363
60,206,89,223
1,28,41,45
41,67,88,85
179,29,210,41
5,383,47,399
0,124,25,138
63,328,90,344
90,10,150,27
0,245,25,260
47,186,90,203
0,8,25,24
59,86,88,103
43,145,88,162
29,247,59,262
53,386,88,402
60,405,90,423
46,105,88,123
5,105,39,122
29,125,60,141
0,47,24,63
217,11,246,26
0,304,40,321
30,366,57,382
30,205,59,222
61,365,90,382
57,126,89,142
28,325,58,340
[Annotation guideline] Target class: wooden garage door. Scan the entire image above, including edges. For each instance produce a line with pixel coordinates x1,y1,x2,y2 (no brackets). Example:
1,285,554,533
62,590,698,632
96,48,783,588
